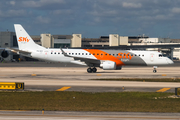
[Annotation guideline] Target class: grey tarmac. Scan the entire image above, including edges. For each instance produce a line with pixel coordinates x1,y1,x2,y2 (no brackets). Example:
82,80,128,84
0,111,180,120
0,62,180,120
0,62,180,92
23,85,175,93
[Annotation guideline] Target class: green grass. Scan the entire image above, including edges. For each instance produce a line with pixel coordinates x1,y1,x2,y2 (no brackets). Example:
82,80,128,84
92,78,180,82
0,91,179,112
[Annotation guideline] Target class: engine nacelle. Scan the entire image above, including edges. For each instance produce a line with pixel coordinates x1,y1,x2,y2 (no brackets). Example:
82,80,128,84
100,61,116,70
100,61,122,70
1,50,9,58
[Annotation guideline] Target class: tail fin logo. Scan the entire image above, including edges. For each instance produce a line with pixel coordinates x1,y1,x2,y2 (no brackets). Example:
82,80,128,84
18,37,30,42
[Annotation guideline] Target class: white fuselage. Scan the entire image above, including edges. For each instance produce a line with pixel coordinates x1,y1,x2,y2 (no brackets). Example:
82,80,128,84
13,24,174,73
31,49,173,66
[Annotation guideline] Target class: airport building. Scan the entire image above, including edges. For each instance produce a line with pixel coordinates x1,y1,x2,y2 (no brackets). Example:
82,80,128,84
0,31,18,61
1,31,180,61
34,34,129,48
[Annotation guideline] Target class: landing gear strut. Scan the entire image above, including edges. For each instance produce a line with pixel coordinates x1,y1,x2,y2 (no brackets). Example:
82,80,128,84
87,67,97,73
153,66,157,73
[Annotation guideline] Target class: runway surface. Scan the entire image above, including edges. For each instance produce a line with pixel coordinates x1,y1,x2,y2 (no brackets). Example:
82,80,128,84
0,62,180,119
25,85,175,93
0,62,180,92
0,111,180,120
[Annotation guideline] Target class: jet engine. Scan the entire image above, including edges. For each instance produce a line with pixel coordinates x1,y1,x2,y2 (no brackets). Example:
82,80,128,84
100,61,122,70
100,61,116,70
1,50,9,58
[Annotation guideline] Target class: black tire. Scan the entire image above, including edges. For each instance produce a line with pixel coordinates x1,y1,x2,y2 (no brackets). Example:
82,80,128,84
153,70,157,73
87,68,92,73
92,68,97,73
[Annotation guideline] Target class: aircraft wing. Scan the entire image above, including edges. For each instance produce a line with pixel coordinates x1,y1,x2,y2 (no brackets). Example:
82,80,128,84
73,57,100,66
60,48,100,67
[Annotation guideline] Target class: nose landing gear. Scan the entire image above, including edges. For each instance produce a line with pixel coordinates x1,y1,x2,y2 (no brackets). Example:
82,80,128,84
153,66,157,73
87,67,97,73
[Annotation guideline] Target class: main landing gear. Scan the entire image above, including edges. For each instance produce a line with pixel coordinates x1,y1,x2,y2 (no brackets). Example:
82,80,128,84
153,66,157,73
87,67,97,73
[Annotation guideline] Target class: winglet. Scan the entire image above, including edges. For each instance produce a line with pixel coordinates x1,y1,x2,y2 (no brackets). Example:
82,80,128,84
60,48,70,57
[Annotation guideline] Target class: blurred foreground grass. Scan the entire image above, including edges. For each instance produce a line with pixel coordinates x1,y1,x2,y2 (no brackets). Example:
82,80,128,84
0,91,179,112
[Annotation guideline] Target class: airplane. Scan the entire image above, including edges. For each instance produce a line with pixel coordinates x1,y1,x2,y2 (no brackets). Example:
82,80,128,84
1,24,174,73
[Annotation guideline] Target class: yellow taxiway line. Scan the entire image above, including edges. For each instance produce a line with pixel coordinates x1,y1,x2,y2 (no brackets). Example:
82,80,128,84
156,88,171,92
56,87,71,91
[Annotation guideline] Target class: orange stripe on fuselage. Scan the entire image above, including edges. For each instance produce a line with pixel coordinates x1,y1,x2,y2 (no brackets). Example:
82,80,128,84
84,49,125,66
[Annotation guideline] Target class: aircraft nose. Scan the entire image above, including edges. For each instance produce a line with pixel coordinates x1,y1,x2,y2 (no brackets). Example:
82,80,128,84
166,58,174,64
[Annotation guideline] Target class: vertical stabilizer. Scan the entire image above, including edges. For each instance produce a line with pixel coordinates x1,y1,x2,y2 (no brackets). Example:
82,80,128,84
14,24,45,51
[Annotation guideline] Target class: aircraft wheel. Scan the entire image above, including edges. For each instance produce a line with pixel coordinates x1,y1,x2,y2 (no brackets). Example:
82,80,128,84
153,66,157,73
92,67,97,73
87,68,92,73
153,70,157,73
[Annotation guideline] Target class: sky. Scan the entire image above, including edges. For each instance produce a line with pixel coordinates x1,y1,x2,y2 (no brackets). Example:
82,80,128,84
1,0,180,38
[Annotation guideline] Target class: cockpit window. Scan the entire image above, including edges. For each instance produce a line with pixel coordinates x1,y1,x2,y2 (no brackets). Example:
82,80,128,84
159,54,163,57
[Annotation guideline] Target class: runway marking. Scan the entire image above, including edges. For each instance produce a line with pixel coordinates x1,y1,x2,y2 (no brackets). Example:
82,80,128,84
31,74,37,76
96,74,102,76
56,87,71,91
156,88,171,92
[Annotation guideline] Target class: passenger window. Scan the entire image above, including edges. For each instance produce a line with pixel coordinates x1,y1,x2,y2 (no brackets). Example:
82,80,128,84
135,54,137,56
86,53,88,55
58,52,60,54
101,54,103,55
113,54,115,56
82,53,84,55
75,53,77,55
72,53,74,55
109,54,111,55
97,53,99,55
142,55,144,57
139,55,140,56
89,53,91,55
54,52,56,54
51,52,53,54
93,53,95,55
79,53,80,55
105,54,107,55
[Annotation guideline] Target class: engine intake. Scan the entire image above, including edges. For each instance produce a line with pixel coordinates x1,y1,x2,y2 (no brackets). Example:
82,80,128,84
1,50,9,58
